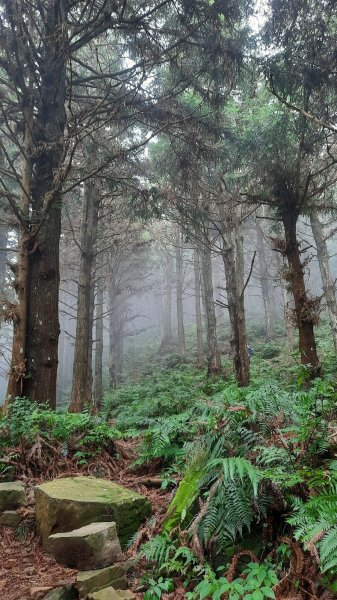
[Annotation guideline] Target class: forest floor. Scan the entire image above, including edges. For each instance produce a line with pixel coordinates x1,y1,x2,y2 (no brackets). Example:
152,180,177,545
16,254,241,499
0,443,176,600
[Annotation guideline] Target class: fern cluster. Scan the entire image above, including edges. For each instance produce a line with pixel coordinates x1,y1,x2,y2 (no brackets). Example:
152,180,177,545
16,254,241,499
162,372,337,574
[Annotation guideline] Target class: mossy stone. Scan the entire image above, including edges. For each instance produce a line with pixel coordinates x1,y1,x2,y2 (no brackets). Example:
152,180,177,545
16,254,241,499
0,481,27,512
88,589,136,600
0,510,22,527
34,476,151,549
43,585,78,600
48,522,122,569
76,564,126,597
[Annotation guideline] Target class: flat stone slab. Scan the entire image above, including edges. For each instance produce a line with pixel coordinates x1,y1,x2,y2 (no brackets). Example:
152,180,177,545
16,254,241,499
0,510,22,527
76,564,126,597
30,587,53,600
0,481,27,512
43,586,78,600
48,521,122,570
88,589,136,600
35,476,151,549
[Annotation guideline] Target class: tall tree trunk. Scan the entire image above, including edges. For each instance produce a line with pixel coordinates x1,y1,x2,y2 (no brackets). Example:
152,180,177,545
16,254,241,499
94,280,104,412
219,199,249,387
7,110,32,402
255,220,273,340
7,3,67,407
108,280,116,389
175,230,185,355
194,249,203,365
275,252,294,348
87,200,99,399
283,213,320,373
310,212,337,352
108,275,125,389
69,181,99,412
200,243,221,375
160,254,173,352
0,225,7,299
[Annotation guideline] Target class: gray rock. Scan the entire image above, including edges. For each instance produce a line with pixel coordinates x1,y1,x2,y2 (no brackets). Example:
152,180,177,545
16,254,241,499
88,589,136,600
0,481,27,512
0,510,22,527
76,565,126,597
35,476,151,549
48,522,122,570
43,585,78,600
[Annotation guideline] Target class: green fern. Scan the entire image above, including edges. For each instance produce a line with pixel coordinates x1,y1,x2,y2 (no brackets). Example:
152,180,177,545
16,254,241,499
140,533,176,568
320,526,337,572
287,483,337,573
206,457,261,495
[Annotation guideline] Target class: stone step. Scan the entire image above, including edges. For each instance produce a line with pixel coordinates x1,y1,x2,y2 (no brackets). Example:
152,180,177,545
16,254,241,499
48,521,122,570
43,585,78,600
0,510,22,527
76,564,126,598
87,589,136,600
35,476,151,549
0,481,27,512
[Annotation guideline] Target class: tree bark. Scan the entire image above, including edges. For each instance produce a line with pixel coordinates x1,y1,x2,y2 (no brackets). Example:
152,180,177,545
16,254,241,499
283,213,320,373
310,212,337,353
0,225,7,299
69,180,99,412
200,243,221,375
7,2,68,407
6,109,32,402
109,314,125,389
194,249,204,365
108,275,125,389
255,220,274,340
160,253,174,352
219,199,249,387
94,279,104,412
108,279,116,389
175,229,185,355
276,252,294,349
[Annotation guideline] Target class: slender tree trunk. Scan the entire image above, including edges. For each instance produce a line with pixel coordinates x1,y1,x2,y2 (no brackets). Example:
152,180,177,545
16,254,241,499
194,249,203,365
69,181,99,412
200,243,221,375
87,199,99,399
109,308,125,388
275,252,294,348
0,226,7,299
256,221,273,340
175,230,185,355
7,110,32,402
56,329,65,407
160,254,173,352
220,199,249,386
283,213,320,373
94,280,104,412
108,280,116,389
310,212,337,353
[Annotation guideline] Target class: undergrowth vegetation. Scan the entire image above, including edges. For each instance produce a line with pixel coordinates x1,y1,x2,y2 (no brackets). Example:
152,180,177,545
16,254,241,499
0,398,119,480
2,329,337,598
105,341,337,598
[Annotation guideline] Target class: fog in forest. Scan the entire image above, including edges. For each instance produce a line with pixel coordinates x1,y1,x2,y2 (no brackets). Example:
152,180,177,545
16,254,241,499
0,216,336,407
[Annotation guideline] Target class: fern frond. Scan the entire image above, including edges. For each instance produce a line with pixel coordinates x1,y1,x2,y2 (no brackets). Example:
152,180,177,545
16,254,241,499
207,457,261,495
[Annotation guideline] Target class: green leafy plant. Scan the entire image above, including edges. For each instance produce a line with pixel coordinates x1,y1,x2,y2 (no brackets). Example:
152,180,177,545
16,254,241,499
0,398,120,480
189,562,278,600
143,576,174,599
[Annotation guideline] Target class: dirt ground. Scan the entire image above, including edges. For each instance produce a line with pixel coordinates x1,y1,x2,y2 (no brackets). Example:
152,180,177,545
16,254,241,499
0,471,174,600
